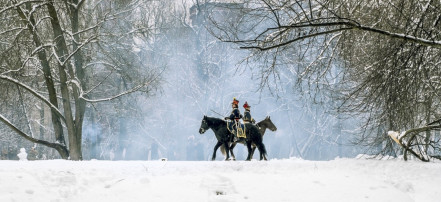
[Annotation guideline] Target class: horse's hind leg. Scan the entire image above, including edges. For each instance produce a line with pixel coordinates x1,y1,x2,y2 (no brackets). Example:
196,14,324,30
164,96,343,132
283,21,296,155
212,141,223,161
250,144,256,159
229,142,237,160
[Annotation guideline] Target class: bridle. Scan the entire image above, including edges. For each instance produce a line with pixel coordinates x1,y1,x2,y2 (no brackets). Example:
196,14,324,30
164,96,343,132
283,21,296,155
200,119,208,134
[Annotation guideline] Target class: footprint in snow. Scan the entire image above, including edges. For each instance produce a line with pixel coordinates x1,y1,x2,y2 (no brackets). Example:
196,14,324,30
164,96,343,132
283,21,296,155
104,179,125,188
200,174,237,202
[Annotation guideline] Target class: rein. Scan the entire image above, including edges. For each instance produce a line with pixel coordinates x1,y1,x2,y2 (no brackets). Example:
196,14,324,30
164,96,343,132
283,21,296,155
210,109,228,119
256,121,265,129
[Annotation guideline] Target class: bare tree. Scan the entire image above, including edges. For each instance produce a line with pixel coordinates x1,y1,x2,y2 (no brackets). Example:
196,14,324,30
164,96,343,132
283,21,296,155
0,0,161,160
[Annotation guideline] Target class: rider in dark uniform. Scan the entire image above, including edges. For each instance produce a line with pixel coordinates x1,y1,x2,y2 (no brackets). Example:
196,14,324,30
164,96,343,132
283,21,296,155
242,101,255,124
225,98,243,141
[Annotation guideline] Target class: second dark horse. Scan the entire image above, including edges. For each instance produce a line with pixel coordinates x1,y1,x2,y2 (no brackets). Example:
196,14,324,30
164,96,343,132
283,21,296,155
199,116,267,161
222,116,277,160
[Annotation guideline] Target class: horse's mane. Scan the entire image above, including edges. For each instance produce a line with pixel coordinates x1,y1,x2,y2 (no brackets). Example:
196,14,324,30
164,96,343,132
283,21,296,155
257,117,273,128
206,116,225,126
257,119,266,127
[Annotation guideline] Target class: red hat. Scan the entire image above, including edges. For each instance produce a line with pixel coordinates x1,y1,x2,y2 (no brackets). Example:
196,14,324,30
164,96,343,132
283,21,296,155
243,101,250,109
232,98,239,105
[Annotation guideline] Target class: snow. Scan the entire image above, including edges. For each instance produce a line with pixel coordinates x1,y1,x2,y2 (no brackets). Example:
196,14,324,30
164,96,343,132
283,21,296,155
387,131,402,145
0,158,440,202
17,148,28,161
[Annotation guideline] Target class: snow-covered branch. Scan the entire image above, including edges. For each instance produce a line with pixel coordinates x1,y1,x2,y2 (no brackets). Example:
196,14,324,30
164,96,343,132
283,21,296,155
0,75,66,123
238,20,441,50
388,125,441,144
58,35,98,66
388,123,441,162
80,80,153,103
238,27,352,51
0,1,44,15
0,113,67,151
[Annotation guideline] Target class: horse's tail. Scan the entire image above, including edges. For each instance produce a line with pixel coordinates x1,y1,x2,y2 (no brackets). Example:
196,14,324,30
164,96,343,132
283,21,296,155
220,145,226,156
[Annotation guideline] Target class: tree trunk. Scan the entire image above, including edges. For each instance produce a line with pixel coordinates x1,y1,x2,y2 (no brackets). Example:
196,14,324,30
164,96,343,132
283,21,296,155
46,2,82,160
17,3,67,148
70,0,87,160
424,91,432,153
15,3,69,159
39,102,45,158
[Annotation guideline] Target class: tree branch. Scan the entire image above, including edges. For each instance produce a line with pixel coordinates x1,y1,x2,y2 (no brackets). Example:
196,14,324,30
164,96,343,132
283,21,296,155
0,75,66,123
238,20,441,50
0,113,68,155
388,124,441,162
239,27,352,50
80,81,153,103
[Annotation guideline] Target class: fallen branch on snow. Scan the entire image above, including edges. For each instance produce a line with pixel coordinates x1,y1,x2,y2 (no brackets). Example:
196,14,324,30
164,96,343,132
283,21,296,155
387,124,441,162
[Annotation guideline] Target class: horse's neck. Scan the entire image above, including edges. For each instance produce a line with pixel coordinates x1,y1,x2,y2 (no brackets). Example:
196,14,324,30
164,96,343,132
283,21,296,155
258,122,267,136
207,118,224,131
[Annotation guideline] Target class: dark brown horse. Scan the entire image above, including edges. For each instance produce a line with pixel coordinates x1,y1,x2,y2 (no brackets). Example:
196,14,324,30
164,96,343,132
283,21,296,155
222,116,277,160
199,116,267,161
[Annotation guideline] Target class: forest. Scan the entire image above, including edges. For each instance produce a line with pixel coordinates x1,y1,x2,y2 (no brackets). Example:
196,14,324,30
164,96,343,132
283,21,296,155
0,0,440,161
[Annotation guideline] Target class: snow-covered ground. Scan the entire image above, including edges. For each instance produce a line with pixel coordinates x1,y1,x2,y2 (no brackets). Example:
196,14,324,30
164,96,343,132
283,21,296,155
0,158,440,202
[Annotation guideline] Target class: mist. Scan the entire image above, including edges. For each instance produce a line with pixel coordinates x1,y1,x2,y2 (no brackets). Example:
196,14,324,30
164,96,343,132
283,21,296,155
77,1,365,162
0,1,366,161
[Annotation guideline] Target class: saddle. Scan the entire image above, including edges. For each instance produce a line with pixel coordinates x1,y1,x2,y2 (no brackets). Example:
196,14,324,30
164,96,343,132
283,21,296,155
227,121,246,139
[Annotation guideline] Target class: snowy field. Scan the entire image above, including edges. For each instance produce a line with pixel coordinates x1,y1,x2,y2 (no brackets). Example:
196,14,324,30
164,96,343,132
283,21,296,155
0,158,440,202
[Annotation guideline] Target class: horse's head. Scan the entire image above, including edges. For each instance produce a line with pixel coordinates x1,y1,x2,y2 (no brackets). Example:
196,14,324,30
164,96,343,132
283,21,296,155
199,116,209,134
265,116,277,132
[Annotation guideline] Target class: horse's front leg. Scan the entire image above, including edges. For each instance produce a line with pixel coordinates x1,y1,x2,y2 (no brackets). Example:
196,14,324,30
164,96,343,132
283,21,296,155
245,141,253,161
223,141,231,161
229,142,237,160
212,141,223,161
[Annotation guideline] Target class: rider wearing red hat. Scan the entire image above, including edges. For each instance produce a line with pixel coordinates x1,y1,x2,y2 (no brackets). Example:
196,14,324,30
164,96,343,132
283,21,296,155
225,98,242,121
225,98,243,141
242,101,255,124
